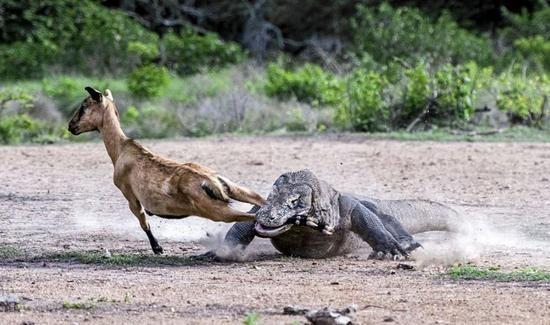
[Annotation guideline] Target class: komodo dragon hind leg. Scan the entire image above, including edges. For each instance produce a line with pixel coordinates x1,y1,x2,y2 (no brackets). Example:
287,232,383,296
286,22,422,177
350,203,411,260
377,212,422,252
360,200,422,253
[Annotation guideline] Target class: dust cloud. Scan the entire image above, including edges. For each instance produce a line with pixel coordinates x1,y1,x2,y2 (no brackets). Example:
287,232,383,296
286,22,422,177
412,208,549,267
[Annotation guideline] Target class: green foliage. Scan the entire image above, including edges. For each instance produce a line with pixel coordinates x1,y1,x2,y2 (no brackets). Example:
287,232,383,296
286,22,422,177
0,86,67,144
122,104,180,139
498,6,550,72
63,301,95,310
243,312,260,325
514,36,550,71
0,245,22,258
433,62,492,123
41,76,83,115
336,70,387,131
0,0,158,78
495,72,549,126
285,108,308,132
404,63,431,117
127,64,170,98
264,63,343,106
121,105,140,125
0,42,56,79
163,30,245,76
0,87,34,110
449,265,550,282
351,3,493,67
128,41,160,65
501,6,550,41
0,114,64,144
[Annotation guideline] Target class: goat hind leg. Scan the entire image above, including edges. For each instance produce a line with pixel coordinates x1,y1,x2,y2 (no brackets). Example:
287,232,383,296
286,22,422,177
203,203,256,223
217,176,266,206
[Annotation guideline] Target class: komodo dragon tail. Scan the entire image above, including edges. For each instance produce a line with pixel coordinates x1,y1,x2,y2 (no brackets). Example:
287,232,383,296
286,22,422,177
369,199,461,234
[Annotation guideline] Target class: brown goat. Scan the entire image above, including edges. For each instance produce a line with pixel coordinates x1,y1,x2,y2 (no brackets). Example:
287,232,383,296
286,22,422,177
68,87,265,254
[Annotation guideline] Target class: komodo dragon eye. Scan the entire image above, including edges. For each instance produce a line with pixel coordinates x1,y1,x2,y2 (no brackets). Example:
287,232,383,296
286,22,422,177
288,196,300,207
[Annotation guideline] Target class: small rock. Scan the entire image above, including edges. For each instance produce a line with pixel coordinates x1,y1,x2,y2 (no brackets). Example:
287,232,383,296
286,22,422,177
383,316,394,322
247,160,264,166
396,263,415,271
305,305,356,325
330,282,339,285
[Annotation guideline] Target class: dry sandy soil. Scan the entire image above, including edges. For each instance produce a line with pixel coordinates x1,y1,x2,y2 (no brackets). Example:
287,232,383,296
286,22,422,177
0,136,549,324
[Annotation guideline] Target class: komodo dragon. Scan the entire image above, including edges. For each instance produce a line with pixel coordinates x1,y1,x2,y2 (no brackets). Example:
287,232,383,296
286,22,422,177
204,169,459,260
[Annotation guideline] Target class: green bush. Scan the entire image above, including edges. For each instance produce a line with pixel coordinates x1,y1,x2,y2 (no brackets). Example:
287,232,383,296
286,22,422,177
0,0,158,78
389,62,492,127
433,62,492,123
128,41,160,65
0,42,57,79
284,108,308,132
336,70,387,131
501,6,550,41
124,104,180,139
498,6,550,72
41,76,83,115
404,63,431,119
163,30,244,76
351,3,493,67
495,72,549,126
0,87,35,111
0,114,64,144
264,63,343,106
0,87,66,144
127,64,170,98
514,36,550,72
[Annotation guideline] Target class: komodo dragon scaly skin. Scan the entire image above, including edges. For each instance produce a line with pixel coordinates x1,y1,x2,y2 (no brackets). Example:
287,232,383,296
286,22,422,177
207,169,460,260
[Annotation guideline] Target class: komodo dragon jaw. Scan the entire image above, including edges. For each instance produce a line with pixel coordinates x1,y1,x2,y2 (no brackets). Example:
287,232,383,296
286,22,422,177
254,171,337,238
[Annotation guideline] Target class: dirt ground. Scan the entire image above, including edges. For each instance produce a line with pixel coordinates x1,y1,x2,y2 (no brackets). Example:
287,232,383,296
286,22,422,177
0,136,549,324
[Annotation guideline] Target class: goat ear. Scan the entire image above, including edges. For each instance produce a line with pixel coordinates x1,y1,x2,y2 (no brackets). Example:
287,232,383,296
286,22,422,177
85,86,103,102
104,89,114,101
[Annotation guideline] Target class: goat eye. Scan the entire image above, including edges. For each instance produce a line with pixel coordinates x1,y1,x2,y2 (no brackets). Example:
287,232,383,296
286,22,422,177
290,197,300,206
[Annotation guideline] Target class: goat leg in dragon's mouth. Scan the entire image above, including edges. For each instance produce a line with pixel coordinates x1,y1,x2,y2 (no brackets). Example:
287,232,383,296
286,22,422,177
254,215,333,237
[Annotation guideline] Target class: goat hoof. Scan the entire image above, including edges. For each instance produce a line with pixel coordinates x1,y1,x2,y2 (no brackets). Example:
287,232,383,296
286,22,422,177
153,246,164,255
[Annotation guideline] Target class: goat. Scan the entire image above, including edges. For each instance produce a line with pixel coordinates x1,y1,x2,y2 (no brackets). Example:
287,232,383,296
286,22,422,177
68,87,265,254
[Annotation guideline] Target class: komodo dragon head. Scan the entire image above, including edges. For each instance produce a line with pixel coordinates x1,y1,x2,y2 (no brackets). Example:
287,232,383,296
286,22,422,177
255,170,340,237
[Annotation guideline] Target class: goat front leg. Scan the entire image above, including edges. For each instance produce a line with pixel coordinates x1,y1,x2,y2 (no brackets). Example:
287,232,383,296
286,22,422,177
126,196,164,255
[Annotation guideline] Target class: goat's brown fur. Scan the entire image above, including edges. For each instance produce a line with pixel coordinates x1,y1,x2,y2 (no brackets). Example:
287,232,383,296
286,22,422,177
68,87,265,254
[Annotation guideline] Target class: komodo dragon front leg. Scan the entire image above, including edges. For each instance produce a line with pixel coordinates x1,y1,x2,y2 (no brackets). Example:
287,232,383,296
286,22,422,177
194,207,258,261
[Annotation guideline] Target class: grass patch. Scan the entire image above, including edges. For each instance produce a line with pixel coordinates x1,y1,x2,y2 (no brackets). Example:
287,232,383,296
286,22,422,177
62,301,95,310
0,245,22,258
243,312,261,325
38,251,200,266
448,265,550,282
